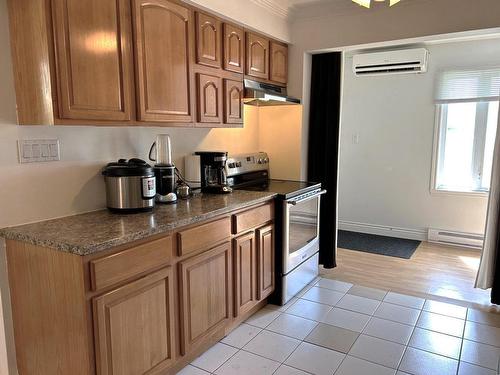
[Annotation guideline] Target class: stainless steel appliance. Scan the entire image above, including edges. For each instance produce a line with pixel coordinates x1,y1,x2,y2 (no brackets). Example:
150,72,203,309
149,134,177,204
102,158,156,213
196,151,232,194
244,79,300,106
227,152,326,304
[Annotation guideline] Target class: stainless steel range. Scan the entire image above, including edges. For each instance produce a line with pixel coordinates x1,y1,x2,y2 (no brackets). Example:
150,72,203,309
227,152,326,304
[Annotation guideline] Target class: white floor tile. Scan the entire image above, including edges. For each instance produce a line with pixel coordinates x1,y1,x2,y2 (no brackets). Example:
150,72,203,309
176,365,210,375
363,317,414,345
284,342,345,375
335,356,396,375
458,361,497,375
221,323,261,348
408,327,462,359
287,298,333,321
399,347,458,375
460,339,500,370
266,313,318,340
243,330,300,362
296,284,315,298
214,350,280,375
374,302,421,325
245,307,281,328
336,294,381,315
305,323,359,353
384,292,425,309
301,286,345,306
349,334,405,369
321,307,371,333
266,298,298,312
347,285,388,301
190,343,238,373
416,311,465,337
464,321,500,347
274,365,310,375
314,278,353,293
467,309,500,328
423,300,467,319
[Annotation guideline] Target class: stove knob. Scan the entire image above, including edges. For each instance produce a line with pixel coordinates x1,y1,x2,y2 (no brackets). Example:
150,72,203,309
257,158,263,164
236,161,242,167
263,157,269,164
228,162,235,168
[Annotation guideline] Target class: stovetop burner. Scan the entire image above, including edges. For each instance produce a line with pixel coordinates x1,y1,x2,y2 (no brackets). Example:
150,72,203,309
236,179,321,199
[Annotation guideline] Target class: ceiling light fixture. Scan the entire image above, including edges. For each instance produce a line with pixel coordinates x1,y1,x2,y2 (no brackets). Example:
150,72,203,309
352,0,401,8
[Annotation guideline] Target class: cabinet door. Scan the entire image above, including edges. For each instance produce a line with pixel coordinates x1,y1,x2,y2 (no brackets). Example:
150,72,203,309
197,73,222,123
223,79,243,124
179,242,232,355
195,12,221,68
132,0,192,123
93,267,175,375
52,0,134,121
246,33,269,80
257,224,275,300
223,24,244,74
233,232,257,316
270,42,288,85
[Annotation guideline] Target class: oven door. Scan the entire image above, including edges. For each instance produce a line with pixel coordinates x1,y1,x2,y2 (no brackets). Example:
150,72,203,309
283,189,326,274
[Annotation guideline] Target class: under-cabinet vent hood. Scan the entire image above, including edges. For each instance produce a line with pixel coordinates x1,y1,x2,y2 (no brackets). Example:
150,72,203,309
244,79,300,106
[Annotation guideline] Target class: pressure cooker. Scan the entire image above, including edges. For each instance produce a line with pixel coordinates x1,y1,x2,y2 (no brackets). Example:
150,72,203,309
102,158,156,213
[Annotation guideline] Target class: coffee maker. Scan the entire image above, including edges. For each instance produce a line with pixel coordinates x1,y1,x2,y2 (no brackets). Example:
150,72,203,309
196,151,232,194
149,134,177,203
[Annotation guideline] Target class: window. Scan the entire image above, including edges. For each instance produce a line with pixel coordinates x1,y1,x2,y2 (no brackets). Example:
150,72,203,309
432,68,500,194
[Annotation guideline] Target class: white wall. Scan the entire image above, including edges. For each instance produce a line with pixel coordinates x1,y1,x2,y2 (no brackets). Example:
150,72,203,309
339,38,500,237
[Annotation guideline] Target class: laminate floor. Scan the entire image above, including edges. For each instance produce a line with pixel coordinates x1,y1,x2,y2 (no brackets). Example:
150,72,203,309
181,277,500,375
321,241,497,311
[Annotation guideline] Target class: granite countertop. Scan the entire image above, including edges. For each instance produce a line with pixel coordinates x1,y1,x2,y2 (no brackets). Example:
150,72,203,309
0,190,276,256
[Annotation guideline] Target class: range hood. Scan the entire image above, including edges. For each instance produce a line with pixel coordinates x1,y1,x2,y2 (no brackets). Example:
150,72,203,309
244,79,300,106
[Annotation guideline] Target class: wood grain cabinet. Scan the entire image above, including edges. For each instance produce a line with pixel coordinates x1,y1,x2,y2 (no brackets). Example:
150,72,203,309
223,24,245,74
93,267,176,375
195,12,222,68
233,232,257,316
245,32,270,80
270,42,288,85
132,0,193,123
196,73,222,123
51,0,135,121
179,242,233,355
223,79,244,124
257,224,275,299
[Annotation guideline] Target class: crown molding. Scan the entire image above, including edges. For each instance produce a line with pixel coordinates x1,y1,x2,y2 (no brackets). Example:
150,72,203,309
249,0,289,19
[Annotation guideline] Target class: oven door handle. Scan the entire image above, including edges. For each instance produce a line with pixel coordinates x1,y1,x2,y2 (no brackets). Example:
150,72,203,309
287,189,327,205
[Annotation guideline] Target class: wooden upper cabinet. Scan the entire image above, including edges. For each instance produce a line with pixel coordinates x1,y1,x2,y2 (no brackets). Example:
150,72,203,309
93,267,176,375
51,0,135,121
195,12,221,68
197,73,222,124
270,42,288,85
179,242,232,355
223,79,243,124
246,32,269,80
132,0,193,123
223,24,244,74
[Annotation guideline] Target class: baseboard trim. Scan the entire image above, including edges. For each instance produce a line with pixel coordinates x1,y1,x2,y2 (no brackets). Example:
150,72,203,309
338,220,427,241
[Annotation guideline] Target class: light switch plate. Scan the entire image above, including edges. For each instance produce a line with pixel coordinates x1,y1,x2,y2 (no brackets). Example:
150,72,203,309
18,139,60,163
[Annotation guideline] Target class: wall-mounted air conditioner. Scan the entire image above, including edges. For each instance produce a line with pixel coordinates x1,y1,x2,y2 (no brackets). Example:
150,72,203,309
353,48,429,76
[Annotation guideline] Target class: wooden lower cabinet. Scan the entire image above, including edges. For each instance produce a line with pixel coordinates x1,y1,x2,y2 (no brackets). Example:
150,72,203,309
93,267,176,375
257,224,275,299
233,232,257,316
179,242,233,355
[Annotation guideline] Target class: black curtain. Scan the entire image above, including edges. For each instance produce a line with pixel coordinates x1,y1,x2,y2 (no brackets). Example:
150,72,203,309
307,52,342,269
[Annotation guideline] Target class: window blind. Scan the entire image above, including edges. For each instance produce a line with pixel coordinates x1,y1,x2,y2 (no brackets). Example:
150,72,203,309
436,67,500,103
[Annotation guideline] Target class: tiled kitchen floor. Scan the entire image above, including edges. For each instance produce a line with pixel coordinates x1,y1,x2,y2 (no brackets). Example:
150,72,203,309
178,277,500,375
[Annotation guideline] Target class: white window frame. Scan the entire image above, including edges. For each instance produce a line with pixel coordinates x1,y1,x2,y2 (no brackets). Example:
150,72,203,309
430,102,494,198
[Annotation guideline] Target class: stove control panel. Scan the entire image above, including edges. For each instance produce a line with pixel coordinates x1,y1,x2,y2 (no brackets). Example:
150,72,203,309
226,152,269,177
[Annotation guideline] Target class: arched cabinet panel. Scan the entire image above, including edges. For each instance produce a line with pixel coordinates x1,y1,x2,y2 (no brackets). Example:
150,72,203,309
223,79,243,125
223,24,244,74
195,12,221,68
197,73,222,123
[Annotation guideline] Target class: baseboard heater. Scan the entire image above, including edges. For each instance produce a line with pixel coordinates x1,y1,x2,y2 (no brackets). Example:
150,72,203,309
427,229,484,249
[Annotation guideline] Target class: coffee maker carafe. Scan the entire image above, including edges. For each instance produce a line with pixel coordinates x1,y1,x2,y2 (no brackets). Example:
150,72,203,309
149,134,177,203
196,151,232,194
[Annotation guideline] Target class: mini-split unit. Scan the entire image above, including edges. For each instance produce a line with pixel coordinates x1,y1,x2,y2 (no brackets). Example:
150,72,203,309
353,48,429,76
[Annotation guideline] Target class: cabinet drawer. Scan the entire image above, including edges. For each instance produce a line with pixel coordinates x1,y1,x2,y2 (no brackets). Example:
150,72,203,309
90,236,172,291
232,203,274,234
178,217,231,256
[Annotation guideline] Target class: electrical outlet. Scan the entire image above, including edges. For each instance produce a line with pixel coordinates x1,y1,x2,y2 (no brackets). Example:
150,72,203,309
18,139,60,163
